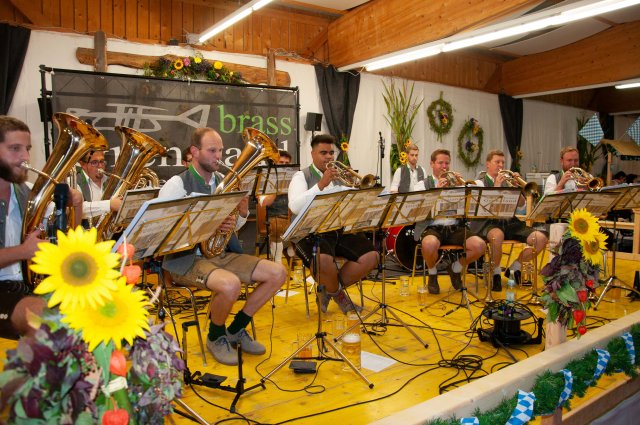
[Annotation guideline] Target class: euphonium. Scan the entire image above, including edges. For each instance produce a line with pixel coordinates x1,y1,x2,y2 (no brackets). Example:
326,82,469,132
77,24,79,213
326,161,376,189
568,167,603,191
22,112,109,287
95,126,167,240
200,127,280,258
441,170,474,186
498,170,539,197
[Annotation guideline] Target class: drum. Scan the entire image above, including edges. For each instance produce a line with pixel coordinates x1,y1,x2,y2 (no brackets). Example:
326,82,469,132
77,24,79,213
385,225,423,271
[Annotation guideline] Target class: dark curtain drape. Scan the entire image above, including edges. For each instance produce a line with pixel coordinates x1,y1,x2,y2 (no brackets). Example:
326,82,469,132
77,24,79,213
0,24,31,115
499,93,523,172
314,64,360,161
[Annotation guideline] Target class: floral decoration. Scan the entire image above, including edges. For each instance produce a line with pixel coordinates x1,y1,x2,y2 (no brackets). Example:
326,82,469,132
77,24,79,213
540,208,604,335
457,117,484,168
0,227,184,424
426,92,454,142
144,51,243,84
337,134,351,167
399,151,408,165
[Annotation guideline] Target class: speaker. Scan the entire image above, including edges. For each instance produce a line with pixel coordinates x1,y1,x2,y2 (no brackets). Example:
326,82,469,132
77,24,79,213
304,112,322,131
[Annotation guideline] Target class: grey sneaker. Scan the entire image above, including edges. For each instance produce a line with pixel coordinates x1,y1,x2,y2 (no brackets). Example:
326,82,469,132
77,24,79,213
332,289,363,314
207,335,238,366
428,275,440,294
319,289,332,313
227,328,266,355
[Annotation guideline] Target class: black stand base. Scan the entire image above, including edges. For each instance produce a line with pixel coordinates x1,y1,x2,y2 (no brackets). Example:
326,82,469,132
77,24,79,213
478,307,543,347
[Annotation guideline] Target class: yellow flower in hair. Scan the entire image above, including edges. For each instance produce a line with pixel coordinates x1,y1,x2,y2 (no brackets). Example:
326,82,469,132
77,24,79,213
31,226,121,310
568,208,599,243
173,59,184,70
580,231,607,266
340,142,349,152
214,61,223,70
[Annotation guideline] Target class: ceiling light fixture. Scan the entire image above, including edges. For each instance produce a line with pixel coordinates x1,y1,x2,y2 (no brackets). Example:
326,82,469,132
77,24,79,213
615,81,640,89
197,0,273,44
339,0,640,72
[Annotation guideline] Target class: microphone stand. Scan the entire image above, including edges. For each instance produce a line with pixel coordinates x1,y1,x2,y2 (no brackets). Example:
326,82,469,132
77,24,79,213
377,132,385,187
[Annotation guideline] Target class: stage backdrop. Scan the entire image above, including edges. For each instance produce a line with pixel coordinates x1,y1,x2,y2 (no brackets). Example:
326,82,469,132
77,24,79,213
50,68,300,182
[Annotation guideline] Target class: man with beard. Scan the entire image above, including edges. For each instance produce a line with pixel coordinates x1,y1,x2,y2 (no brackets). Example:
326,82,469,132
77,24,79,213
159,127,286,366
0,116,82,338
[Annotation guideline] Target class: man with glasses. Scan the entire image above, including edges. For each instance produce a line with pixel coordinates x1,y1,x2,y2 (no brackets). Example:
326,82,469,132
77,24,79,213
76,150,122,228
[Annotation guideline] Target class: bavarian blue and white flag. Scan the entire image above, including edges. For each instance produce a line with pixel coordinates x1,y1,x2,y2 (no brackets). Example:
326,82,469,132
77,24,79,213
579,114,604,146
626,117,640,144
622,332,636,365
506,389,536,425
593,349,610,382
460,417,479,425
557,369,573,409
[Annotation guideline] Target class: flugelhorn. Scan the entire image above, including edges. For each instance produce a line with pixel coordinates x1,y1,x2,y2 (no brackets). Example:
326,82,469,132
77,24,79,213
440,170,475,186
498,170,539,196
327,161,376,189
568,167,603,191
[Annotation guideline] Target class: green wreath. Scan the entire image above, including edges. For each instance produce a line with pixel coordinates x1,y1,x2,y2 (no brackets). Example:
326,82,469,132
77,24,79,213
457,117,483,168
426,91,453,142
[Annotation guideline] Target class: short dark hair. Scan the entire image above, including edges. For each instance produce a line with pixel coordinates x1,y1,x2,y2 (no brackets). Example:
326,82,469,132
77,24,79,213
626,174,637,184
182,146,192,161
310,134,336,148
430,149,450,162
191,127,217,149
613,171,627,180
278,150,292,160
0,116,30,143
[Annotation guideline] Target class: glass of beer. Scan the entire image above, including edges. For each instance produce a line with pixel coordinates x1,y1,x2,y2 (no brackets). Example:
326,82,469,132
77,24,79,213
296,332,313,359
341,332,361,370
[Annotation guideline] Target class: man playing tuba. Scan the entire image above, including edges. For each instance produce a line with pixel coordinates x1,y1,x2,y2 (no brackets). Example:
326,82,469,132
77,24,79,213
158,127,286,366
76,149,122,229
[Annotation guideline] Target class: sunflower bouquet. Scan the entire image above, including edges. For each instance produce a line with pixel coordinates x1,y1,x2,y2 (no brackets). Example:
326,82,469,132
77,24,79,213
144,52,243,84
539,209,606,336
0,227,184,424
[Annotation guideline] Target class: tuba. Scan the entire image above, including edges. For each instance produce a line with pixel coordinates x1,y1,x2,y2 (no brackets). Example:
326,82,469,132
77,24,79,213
441,171,475,186
498,170,539,197
94,127,167,240
22,113,109,287
200,127,280,258
569,167,603,191
327,161,376,189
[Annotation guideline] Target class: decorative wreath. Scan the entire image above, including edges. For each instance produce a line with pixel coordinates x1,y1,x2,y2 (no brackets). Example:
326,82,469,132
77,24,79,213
427,92,454,142
457,117,484,168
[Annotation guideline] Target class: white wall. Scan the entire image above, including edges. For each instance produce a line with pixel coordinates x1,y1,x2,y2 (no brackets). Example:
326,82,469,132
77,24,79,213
10,29,612,186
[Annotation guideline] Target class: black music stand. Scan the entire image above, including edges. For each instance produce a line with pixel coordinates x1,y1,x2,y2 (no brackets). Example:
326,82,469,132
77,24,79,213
420,187,521,321
593,185,640,308
261,189,374,388
113,190,267,413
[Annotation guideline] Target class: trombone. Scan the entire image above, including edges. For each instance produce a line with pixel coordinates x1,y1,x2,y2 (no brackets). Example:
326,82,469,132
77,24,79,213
327,161,376,189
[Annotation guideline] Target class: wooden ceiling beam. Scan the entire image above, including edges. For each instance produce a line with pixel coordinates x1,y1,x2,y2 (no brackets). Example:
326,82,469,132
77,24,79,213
327,0,539,68
493,21,640,97
8,0,51,26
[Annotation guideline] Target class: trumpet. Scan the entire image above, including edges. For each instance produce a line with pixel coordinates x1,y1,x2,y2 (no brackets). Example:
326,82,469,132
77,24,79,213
440,170,475,186
498,170,539,196
568,167,603,191
327,161,376,189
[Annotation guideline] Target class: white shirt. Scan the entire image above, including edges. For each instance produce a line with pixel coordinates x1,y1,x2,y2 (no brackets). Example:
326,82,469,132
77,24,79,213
288,164,347,215
389,165,425,193
0,185,25,280
544,171,577,195
78,170,111,221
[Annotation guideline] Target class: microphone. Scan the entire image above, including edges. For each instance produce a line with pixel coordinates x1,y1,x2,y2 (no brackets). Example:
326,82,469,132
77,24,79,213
378,131,385,158
50,183,69,243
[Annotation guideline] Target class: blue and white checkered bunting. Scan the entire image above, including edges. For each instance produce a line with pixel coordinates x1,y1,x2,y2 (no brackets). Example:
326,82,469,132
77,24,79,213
622,332,636,365
593,349,610,382
506,389,536,425
626,117,640,145
557,369,573,409
579,114,604,146
460,417,479,425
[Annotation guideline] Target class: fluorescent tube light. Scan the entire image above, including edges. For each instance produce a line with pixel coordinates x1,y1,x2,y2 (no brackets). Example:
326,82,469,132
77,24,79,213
616,82,640,89
198,0,273,44
365,44,444,71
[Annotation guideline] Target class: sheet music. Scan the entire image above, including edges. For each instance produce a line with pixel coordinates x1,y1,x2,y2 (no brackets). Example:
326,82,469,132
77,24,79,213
564,191,620,218
610,185,640,210
282,189,347,242
323,187,388,233
467,187,521,219
238,169,259,194
256,165,298,195
526,192,571,223
434,188,467,218
112,188,159,228
382,190,437,228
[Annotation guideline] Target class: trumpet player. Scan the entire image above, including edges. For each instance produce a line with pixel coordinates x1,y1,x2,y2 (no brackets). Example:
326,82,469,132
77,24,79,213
159,127,286,366
544,146,579,194
76,150,122,227
389,142,426,193
473,150,548,290
414,149,486,294
289,134,379,314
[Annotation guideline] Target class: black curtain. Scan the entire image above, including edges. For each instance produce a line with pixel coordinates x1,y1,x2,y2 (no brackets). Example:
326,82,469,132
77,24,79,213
0,24,30,115
314,64,360,160
499,93,523,172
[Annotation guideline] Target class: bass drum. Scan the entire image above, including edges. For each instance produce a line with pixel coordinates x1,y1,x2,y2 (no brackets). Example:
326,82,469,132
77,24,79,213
385,225,423,271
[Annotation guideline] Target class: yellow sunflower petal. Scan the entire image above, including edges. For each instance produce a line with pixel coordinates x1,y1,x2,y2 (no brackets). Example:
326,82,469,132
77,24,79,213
568,208,599,243
580,231,607,265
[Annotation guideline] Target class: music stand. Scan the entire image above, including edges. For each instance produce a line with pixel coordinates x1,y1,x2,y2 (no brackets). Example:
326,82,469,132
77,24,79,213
261,189,374,388
114,190,268,413
593,185,640,308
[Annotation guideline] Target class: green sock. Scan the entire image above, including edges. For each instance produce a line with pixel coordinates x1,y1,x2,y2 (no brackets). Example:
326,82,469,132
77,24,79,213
208,322,226,341
227,310,252,336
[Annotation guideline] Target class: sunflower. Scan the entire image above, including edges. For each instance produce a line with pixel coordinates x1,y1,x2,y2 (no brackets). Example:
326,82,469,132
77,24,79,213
340,142,349,152
214,61,223,70
580,231,607,266
568,208,599,242
62,277,150,351
405,138,412,148
31,227,122,310
399,151,408,164
173,59,184,70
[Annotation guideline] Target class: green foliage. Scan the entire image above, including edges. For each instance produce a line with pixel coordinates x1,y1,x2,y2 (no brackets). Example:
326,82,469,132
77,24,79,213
564,351,597,397
531,370,566,415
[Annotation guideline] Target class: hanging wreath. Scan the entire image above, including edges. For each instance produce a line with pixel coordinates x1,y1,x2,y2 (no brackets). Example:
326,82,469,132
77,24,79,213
457,117,484,168
427,91,454,142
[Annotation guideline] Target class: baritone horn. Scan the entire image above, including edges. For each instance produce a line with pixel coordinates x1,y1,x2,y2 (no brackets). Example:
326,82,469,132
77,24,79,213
498,170,539,197
327,161,376,189
569,167,603,191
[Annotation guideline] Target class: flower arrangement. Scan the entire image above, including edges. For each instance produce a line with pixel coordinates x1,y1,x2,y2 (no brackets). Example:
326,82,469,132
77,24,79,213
337,134,351,167
427,92,454,142
144,52,243,84
0,227,184,424
457,117,484,168
382,79,423,175
540,209,606,336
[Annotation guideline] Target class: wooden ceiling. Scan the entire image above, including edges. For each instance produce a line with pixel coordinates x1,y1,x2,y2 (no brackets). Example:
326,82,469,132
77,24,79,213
3,0,639,114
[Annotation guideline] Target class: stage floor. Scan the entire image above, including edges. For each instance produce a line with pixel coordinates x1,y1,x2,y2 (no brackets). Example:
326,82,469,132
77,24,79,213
1,254,638,424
